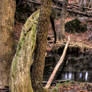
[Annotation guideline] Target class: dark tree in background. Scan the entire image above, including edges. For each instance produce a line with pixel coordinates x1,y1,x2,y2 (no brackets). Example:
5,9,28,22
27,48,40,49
56,0,68,41
60,0,68,38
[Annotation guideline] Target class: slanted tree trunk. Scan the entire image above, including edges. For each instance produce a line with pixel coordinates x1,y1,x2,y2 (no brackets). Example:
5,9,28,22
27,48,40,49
31,0,52,92
10,10,40,92
45,36,70,89
0,0,16,88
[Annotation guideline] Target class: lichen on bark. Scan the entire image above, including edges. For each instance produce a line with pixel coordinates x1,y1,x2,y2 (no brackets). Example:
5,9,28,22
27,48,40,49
10,10,40,92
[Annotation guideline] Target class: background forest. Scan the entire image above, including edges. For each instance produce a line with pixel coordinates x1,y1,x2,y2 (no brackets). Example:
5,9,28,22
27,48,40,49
0,0,92,92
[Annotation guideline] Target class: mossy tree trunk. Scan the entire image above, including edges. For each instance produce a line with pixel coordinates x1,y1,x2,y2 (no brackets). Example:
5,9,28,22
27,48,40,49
0,0,16,88
10,10,40,92
31,0,52,92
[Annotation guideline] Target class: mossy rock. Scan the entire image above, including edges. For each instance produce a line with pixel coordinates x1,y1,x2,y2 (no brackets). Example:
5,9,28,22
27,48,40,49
65,19,87,33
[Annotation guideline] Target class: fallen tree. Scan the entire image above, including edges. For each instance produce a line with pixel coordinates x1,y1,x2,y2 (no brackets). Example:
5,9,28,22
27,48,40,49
45,36,70,88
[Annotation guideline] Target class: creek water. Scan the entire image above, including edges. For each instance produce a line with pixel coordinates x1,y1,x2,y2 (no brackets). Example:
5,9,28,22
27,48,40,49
44,46,92,83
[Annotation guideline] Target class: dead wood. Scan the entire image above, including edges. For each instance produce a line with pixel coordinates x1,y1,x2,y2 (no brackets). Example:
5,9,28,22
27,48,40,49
45,36,70,89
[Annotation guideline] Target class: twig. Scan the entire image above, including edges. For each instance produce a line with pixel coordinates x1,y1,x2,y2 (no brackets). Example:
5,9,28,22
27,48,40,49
45,36,70,89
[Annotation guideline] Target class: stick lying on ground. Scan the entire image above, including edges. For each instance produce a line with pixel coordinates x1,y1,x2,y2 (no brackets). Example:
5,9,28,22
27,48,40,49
45,36,70,89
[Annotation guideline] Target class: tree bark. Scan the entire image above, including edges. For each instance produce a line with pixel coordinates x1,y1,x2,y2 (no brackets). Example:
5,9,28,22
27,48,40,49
0,0,16,88
10,10,40,92
56,0,68,41
31,0,52,92
60,0,68,40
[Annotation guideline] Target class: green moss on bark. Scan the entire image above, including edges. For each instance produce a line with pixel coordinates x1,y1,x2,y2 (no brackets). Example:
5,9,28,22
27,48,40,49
10,10,40,92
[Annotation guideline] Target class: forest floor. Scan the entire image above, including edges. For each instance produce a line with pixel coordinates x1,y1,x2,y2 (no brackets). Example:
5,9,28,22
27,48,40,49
0,82,92,92
51,81,92,92
47,17,92,52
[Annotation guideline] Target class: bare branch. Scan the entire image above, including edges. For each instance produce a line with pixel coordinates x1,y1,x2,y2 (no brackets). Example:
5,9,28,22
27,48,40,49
45,36,70,89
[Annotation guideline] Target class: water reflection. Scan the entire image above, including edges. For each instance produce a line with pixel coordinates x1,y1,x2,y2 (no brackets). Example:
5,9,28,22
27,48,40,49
64,72,72,80
85,72,88,81
69,72,72,80
80,72,82,79
65,73,67,80
61,71,89,82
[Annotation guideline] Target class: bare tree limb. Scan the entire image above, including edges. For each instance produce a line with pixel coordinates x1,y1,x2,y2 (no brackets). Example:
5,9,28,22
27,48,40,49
24,0,92,17
45,36,70,89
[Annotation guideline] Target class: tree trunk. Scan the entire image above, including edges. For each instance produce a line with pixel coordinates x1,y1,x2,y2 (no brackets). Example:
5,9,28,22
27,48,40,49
60,0,68,39
0,0,16,88
57,0,68,41
10,10,40,92
89,0,92,8
31,0,52,92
